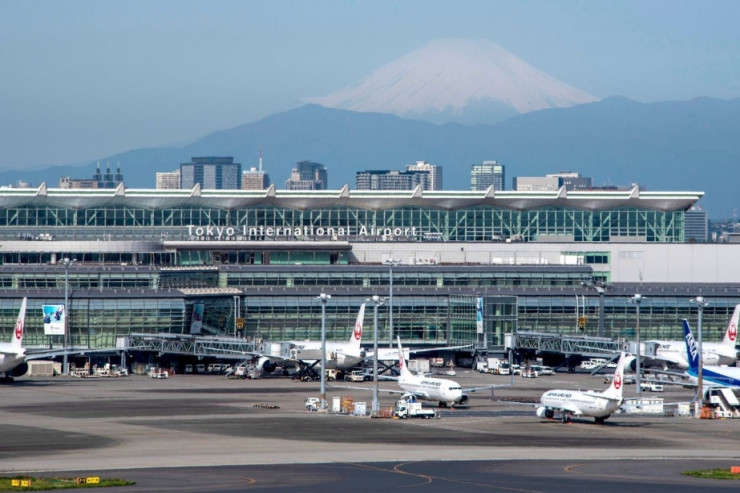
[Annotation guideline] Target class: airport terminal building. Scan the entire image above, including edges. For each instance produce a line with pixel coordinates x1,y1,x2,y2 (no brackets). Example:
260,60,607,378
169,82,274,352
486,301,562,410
1,184,738,364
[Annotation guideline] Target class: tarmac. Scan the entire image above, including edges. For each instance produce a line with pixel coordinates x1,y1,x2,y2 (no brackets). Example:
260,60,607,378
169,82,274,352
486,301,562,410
2,368,740,491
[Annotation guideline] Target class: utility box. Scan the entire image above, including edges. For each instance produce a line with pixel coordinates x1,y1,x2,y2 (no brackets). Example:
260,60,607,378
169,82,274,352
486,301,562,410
354,402,367,416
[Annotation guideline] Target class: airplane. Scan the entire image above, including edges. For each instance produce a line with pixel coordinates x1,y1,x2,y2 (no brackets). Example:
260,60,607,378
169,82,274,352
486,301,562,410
0,298,28,381
250,303,367,378
536,352,627,424
682,318,740,389
391,337,502,407
645,304,739,370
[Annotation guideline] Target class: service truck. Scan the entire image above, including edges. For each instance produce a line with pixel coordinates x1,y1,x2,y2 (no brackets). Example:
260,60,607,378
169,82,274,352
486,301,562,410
395,400,436,419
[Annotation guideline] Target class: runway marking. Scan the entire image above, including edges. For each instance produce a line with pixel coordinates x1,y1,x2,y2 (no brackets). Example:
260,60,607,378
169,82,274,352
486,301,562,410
344,462,547,492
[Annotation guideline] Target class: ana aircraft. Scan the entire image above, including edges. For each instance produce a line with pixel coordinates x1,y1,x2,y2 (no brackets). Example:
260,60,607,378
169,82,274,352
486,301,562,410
393,337,500,407
646,304,739,370
682,319,740,389
0,298,29,381
537,352,627,424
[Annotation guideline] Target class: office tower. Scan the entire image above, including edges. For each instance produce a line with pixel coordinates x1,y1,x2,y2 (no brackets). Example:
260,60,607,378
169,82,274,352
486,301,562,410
405,161,442,190
285,161,328,190
470,161,505,191
685,207,709,242
180,157,242,190
356,170,425,190
156,171,181,190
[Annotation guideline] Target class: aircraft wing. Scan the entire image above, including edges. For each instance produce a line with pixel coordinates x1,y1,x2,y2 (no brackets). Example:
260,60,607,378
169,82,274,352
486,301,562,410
328,383,407,395
462,384,512,393
582,392,622,401
407,344,474,354
25,348,121,360
545,403,584,415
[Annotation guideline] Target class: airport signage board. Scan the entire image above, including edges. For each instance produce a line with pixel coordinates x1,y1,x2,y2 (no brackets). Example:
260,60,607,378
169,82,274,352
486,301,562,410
190,303,204,334
42,304,65,335
185,224,419,241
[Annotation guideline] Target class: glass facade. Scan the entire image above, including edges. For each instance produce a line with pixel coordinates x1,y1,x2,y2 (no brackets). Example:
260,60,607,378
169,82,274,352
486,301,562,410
0,205,685,243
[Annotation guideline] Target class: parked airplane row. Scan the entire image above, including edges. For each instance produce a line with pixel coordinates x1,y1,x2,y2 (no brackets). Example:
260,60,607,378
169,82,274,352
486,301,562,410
645,304,738,370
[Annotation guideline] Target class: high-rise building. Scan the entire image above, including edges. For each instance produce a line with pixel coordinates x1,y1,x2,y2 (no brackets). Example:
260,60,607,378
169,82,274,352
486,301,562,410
242,168,271,190
60,162,124,189
514,172,594,192
512,176,561,191
285,161,327,190
470,161,505,191
156,171,181,190
356,170,425,190
180,157,242,190
405,161,442,190
685,207,709,242
546,172,592,191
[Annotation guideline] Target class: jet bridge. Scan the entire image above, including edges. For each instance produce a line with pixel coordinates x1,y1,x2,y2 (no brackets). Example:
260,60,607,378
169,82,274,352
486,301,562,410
514,331,624,359
122,333,257,359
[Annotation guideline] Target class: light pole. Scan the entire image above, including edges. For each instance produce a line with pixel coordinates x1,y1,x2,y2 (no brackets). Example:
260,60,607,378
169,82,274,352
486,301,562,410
631,294,643,400
692,296,708,409
317,292,331,411
383,259,400,348
62,258,76,375
582,281,607,337
370,295,385,416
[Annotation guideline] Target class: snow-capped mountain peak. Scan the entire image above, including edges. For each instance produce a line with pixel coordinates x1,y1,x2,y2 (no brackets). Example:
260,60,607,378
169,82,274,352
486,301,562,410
306,38,598,124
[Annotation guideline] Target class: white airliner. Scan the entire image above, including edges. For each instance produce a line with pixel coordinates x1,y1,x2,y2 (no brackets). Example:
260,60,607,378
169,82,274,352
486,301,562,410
646,304,739,369
0,298,28,380
537,352,627,424
393,337,500,407
682,319,740,389
253,303,367,375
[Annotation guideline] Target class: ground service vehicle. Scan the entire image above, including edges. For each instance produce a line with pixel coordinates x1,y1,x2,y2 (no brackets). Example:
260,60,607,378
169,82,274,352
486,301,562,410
395,400,436,419
344,369,364,382
305,397,320,411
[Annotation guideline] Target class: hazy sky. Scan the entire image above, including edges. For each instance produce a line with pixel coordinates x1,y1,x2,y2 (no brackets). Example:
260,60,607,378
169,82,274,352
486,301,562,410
1,0,738,170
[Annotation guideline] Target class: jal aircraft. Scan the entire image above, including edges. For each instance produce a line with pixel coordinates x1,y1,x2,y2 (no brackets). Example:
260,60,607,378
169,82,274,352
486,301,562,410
0,298,28,381
682,319,740,389
393,337,501,407
647,304,739,369
537,352,627,424
253,303,367,374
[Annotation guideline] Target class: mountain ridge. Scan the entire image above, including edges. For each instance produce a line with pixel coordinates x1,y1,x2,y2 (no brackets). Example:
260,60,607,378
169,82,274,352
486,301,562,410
1,96,738,218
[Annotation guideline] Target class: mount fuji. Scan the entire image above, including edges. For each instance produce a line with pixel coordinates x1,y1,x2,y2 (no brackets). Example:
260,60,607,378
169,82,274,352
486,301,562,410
306,38,599,124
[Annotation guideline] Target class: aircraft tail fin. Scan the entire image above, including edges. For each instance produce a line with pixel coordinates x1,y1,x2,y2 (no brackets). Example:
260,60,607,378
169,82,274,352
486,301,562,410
349,303,366,350
10,297,27,348
397,336,412,379
682,319,700,375
721,304,739,349
602,352,627,399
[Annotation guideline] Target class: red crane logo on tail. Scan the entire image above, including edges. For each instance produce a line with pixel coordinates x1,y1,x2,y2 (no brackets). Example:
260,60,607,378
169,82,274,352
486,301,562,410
353,322,362,341
613,371,622,390
729,323,737,342
15,319,23,340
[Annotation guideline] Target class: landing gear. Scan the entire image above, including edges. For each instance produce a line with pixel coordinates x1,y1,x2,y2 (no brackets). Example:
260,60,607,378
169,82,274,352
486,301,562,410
561,412,572,424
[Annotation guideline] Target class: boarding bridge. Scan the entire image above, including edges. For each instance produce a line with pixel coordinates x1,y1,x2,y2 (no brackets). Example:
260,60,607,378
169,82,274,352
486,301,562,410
122,333,257,359
513,331,624,359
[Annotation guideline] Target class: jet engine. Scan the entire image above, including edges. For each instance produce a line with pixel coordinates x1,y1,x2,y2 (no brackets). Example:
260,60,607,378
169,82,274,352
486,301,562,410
536,406,554,419
8,361,29,377
457,394,470,406
255,356,277,374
